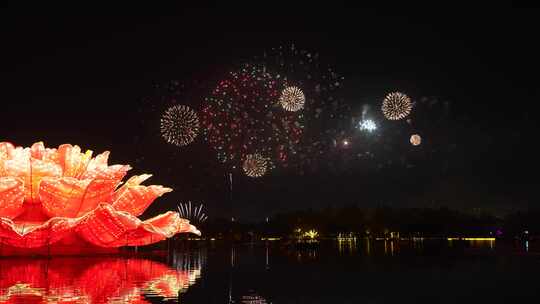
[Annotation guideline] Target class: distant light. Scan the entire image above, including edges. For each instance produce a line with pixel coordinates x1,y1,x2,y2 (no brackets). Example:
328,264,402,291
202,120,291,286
447,237,495,241
303,230,319,239
358,119,377,132
342,139,350,147
410,134,421,146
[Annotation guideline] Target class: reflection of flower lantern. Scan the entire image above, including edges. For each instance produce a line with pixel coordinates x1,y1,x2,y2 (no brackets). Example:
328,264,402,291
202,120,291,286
0,141,200,255
410,134,421,146
0,257,202,302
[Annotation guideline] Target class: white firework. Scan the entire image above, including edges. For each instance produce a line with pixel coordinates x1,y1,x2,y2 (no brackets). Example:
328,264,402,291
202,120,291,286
381,92,412,120
279,86,305,112
358,119,377,132
177,201,208,223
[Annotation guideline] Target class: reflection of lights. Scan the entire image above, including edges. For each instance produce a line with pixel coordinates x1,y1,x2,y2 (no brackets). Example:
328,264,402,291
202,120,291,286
241,292,268,304
358,119,377,132
337,233,357,255
0,283,44,299
303,229,319,239
0,258,202,303
447,237,496,241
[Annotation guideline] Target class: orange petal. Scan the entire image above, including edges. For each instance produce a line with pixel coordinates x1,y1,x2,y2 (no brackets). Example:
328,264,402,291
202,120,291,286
81,151,110,178
30,141,46,159
4,149,63,203
76,204,140,246
0,216,80,248
39,177,117,218
76,178,119,216
0,177,25,219
0,142,15,159
112,182,172,216
112,174,153,201
3,147,31,201
57,144,93,178
42,147,60,165
76,206,198,247
0,156,6,177
30,158,63,203
81,164,131,182
107,212,199,247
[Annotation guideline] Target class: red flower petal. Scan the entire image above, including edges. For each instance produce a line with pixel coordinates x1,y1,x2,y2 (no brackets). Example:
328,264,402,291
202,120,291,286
0,216,80,248
0,142,15,160
39,177,117,218
30,141,46,159
57,144,93,178
112,180,172,216
76,205,198,247
0,177,25,219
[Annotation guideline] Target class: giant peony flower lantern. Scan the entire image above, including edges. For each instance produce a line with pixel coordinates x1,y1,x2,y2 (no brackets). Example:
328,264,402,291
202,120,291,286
0,141,200,255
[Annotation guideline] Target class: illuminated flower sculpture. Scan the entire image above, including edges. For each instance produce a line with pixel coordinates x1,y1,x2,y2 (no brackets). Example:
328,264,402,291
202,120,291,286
0,142,200,255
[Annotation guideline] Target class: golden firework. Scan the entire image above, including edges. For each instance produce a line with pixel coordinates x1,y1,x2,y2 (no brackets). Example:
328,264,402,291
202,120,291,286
161,105,200,146
279,86,305,112
242,154,268,177
381,92,412,120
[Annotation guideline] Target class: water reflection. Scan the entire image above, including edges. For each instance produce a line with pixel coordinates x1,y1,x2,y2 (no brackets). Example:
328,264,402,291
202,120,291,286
241,290,268,304
0,251,205,303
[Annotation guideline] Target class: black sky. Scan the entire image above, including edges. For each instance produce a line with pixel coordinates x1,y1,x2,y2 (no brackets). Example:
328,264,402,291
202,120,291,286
1,6,538,219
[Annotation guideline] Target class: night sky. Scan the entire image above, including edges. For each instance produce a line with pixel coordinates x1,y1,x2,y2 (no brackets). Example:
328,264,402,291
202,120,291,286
1,6,537,220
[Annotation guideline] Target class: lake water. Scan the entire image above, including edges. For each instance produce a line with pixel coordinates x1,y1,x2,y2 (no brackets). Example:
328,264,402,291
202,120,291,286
0,239,538,303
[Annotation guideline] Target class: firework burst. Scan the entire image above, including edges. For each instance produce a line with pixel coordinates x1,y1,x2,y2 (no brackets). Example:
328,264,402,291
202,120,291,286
381,92,413,120
255,44,350,172
177,201,208,223
358,119,377,132
200,64,302,170
279,86,305,112
161,105,200,146
242,153,268,177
